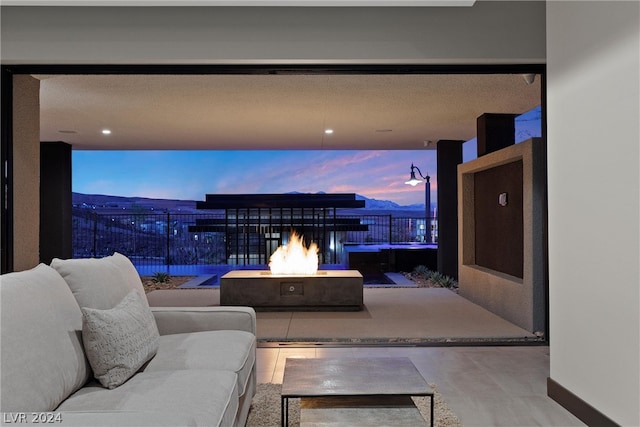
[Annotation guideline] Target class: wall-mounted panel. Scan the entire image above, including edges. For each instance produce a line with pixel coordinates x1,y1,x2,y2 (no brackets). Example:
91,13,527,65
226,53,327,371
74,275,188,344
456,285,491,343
474,160,523,278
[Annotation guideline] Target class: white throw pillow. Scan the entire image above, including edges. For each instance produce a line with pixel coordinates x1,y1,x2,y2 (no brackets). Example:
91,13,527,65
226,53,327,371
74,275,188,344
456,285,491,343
81,289,160,389
51,252,148,311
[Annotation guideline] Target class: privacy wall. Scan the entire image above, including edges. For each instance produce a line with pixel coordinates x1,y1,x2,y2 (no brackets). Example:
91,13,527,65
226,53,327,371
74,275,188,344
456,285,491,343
458,138,545,333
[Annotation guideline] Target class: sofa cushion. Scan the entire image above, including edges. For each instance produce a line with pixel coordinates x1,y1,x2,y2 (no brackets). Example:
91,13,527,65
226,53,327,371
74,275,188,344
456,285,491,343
144,330,256,396
82,289,160,389
0,264,91,412
51,252,147,311
57,370,239,427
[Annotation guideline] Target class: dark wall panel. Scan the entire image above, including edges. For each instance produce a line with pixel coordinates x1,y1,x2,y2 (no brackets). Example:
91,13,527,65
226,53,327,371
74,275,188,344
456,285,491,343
40,141,72,264
474,160,523,278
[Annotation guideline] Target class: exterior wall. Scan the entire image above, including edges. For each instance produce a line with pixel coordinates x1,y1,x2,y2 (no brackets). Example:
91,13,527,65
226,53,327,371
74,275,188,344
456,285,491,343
12,75,40,271
547,1,640,425
458,138,545,333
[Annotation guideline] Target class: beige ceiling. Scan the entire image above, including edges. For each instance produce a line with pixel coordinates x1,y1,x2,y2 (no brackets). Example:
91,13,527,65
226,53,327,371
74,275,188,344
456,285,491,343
37,73,541,151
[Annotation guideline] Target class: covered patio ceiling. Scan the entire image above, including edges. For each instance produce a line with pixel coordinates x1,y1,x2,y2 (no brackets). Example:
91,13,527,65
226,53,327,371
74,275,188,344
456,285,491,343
37,72,542,151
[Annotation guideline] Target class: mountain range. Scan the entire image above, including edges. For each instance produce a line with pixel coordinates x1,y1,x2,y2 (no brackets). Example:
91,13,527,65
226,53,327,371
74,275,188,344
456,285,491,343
72,192,432,216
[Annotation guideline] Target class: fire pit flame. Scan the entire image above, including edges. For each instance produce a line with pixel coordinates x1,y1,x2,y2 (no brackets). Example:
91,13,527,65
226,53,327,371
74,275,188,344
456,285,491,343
269,231,319,275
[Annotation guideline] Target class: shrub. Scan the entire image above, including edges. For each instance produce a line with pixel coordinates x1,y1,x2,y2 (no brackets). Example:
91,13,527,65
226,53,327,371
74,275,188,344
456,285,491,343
428,271,458,289
412,266,458,289
413,265,432,277
151,272,171,283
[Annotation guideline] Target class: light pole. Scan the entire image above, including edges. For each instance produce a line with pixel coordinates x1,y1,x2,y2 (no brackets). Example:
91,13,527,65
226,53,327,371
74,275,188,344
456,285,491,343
405,163,431,242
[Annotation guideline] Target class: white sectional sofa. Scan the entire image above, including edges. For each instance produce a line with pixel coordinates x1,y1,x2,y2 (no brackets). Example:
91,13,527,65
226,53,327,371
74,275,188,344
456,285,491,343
0,253,257,426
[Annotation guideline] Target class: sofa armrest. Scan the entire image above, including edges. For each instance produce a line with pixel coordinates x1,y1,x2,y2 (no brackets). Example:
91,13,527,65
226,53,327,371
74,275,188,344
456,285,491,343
151,306,256,336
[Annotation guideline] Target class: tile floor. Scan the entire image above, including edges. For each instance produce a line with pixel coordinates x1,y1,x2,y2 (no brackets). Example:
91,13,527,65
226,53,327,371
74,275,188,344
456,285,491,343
256,345,585,427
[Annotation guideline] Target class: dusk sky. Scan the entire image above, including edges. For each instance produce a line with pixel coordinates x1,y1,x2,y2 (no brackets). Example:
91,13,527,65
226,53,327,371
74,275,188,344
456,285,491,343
73,107,541,207
73,149,442,206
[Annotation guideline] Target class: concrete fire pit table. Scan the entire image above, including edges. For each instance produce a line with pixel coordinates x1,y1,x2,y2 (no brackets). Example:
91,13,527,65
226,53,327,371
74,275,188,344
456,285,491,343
220,270,364,311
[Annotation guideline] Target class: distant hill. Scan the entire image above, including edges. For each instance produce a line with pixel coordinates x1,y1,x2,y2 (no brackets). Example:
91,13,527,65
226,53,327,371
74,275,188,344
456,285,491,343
72,192,199,213
355,194,424,211
72,192,432,217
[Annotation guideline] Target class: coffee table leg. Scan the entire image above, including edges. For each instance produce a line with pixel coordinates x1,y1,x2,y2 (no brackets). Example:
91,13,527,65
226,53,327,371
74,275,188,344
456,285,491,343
430,394,434,427
280,396,288,427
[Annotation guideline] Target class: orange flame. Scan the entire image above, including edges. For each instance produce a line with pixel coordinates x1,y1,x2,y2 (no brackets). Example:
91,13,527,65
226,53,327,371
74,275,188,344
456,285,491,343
269,231,319,275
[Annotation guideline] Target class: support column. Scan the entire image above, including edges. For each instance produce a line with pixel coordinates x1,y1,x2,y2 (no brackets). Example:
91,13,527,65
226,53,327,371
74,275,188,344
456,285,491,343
477,113,517,157
40,141,72,264
12,75,40,271
437,140,463,279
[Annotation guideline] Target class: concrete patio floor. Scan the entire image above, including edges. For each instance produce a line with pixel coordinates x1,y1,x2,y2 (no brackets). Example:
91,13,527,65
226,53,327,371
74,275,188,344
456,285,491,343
146,287,540,345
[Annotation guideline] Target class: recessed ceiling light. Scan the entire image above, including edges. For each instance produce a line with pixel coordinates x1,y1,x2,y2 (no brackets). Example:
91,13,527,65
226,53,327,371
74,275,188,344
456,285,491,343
324,129,334,135
101,129,112,135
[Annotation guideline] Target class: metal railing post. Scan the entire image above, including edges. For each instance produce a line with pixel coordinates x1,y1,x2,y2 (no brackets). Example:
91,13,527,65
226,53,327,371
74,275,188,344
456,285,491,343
166,212,171,268
92,211,98,257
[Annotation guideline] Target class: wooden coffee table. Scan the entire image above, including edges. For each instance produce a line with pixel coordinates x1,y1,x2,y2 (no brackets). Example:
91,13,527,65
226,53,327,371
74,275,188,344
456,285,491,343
281,357,433,427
